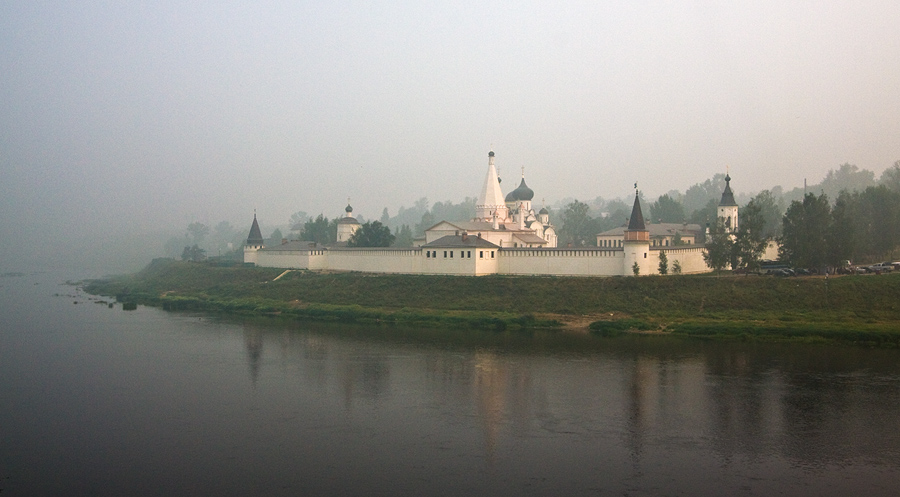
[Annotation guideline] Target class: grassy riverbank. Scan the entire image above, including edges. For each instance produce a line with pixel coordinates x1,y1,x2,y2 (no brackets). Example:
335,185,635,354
84,258,900,346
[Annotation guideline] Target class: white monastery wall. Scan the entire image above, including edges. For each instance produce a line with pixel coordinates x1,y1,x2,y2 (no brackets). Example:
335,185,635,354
500,249,624,276
326,249,423,274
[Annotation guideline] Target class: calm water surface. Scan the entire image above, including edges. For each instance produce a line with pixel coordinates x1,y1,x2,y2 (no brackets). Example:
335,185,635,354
1,271,899,496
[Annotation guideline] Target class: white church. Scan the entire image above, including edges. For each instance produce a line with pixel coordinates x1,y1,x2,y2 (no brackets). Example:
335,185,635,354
243,150,723,276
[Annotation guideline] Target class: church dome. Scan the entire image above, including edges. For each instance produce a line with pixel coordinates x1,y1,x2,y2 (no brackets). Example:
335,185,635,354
506,178,534,201
539,207,549,215
345,204,353,213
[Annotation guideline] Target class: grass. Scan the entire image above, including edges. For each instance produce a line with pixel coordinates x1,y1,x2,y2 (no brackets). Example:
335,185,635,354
83,258,900,346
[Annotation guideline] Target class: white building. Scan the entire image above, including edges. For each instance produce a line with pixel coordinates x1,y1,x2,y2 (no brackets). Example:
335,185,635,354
244,151,718,276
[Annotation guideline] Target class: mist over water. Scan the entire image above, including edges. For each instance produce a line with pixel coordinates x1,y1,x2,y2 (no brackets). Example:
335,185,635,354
2,271,899,496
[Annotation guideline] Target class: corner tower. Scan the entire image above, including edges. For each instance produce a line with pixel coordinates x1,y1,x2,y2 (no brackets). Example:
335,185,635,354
623,189,650,276
243,212,265,265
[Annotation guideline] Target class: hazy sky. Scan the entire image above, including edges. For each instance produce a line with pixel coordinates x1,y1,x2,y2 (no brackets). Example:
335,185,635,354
2,1,899,270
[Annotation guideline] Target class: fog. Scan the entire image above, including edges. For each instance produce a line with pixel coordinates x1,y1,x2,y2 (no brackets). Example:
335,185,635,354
2,1,898,274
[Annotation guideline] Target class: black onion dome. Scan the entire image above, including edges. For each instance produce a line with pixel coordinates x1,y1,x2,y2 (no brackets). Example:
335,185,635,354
488,150,495,157
719,174,737,207
506,178,534,201
345,204,353,213
539,207,549,215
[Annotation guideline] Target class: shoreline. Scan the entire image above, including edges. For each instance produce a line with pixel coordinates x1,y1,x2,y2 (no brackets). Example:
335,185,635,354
83,258,900,347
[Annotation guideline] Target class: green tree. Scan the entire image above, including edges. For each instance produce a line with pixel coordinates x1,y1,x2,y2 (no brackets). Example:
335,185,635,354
856,185,900,260
779,193,830,269
380,208,390,225
649,194,685,223
181,244,206,262
348,221,395,247
267,228,284,245
689,198,719,241
187,222,210,245
703,220,733,274
301,215,337,245
393,224,414,247
289,211,308,233
879,160,900,192
748,190,784,239
560,200,593,246
658,250,668,275
826,191,857,266
632,262,640,276
731,198,770,272
414,212,435,237
672,259,682,275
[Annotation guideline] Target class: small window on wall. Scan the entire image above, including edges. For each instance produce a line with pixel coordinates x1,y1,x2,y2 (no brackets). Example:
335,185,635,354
467,251,471,258
491,251,495,259
443,251,447,258
450,251,453,258
644,253,647,258
426,251,430,258
480,251,484,258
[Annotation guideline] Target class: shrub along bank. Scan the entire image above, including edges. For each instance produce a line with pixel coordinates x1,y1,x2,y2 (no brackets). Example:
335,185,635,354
84,258,900,346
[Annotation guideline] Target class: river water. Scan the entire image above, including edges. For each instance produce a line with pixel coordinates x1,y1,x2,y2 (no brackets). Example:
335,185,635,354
2,271,899,496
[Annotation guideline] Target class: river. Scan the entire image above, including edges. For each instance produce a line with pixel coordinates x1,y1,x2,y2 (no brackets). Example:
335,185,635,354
1,271,899,496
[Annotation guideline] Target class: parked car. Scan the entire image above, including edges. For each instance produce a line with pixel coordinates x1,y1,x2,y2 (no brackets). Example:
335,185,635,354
868,262,894,273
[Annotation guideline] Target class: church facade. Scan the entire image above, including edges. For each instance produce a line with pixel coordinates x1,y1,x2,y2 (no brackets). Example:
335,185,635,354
244,151,720,277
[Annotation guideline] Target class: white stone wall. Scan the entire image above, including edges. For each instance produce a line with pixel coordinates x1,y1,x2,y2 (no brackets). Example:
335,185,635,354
500,248,625,276
250,244,712,277
649,246,709,275
327,248,423,274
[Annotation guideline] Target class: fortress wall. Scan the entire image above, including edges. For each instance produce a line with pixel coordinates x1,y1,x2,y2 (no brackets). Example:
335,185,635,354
326,248,425,274
499,249,625,276
256,250,312,269
651,246,709,274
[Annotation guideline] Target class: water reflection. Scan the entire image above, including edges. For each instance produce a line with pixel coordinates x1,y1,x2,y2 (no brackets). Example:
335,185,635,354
237,320,900,485
3,269,900,496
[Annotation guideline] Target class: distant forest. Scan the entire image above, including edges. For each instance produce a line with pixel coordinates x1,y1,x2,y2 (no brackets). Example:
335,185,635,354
165,161,900,263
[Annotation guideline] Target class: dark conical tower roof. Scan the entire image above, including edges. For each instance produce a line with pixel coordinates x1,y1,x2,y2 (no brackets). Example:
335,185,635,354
719,174,737,207
246,214,264,245
627,192,646,230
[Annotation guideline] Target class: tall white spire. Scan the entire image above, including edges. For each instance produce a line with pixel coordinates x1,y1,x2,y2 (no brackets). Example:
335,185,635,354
476,150,509,222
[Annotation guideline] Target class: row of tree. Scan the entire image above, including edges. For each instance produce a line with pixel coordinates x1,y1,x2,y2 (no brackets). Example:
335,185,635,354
779,186,900,268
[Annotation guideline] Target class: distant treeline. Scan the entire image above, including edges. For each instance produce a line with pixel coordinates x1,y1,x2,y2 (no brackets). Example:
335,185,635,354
163,161,900,257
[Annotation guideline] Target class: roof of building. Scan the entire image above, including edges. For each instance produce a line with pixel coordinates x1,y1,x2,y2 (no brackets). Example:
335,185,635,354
598,222,702,238
422,234,500,248
505,177,535,202
259,240,319,252
337,216,360,225
626,193,646,231
719,174,738,206
512,233,548,244
246,214,264,245
425,220,537,234
539,207,549,215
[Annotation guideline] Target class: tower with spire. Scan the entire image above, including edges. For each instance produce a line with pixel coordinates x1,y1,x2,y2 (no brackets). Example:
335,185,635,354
243,212,265,265
623,187,651,276
475,150,510,223
717,172,739,233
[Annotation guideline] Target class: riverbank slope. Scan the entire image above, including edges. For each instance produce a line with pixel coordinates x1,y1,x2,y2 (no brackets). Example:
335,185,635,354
84,258,900,346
